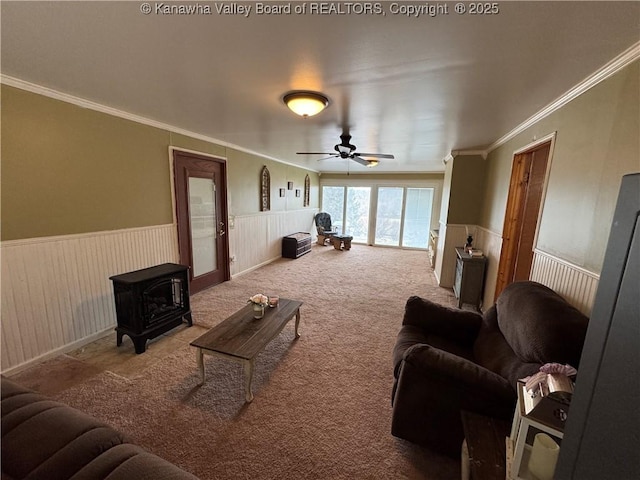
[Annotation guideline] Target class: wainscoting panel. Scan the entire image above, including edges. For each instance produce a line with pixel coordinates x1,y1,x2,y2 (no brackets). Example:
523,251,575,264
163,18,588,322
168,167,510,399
229,209,317,276
530,250,599,316
2,211,317,372
1,225,179,372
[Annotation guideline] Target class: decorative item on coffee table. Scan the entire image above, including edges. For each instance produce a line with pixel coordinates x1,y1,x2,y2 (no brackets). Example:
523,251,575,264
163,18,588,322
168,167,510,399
248,293,268,319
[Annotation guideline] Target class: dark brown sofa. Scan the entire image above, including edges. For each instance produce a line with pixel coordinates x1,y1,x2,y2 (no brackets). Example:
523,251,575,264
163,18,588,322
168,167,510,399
391,281,589,456
1,376,199,480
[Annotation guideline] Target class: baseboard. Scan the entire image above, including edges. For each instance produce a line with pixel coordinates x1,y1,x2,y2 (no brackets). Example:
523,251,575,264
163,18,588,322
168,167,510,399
1,327,114,376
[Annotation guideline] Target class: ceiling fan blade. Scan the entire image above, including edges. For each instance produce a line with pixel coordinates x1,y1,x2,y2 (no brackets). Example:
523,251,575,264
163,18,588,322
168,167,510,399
354,153,395,159
351,156,370,166
316,155,340,162
296,152,335,155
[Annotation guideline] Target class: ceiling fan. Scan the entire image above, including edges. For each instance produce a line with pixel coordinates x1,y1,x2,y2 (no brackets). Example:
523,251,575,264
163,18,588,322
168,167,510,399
297,133,394,168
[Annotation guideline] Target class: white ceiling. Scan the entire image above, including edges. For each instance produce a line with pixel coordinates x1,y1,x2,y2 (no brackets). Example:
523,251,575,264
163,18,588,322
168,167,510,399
2,1,638,173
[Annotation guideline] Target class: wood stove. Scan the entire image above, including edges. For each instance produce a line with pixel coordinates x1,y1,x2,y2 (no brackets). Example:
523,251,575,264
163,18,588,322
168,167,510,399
110,263,192,353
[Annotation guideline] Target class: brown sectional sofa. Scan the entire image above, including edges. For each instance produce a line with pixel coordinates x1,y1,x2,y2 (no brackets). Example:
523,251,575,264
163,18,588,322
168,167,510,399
1,376,199,480
391,281,589,456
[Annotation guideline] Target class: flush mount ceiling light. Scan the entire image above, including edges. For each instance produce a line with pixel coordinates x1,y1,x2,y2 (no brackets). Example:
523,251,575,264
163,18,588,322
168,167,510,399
283,91,329,118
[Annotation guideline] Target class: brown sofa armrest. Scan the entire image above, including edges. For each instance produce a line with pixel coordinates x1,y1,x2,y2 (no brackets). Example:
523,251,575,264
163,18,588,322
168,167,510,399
391,344,516,456
402,296,482,348
402,343,516,400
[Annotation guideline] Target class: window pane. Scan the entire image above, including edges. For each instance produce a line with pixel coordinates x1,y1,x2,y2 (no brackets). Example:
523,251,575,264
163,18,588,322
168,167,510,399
345,187,370,243
189,177,217,277
321,186,344,232
402,188,433,248
375,187,404,246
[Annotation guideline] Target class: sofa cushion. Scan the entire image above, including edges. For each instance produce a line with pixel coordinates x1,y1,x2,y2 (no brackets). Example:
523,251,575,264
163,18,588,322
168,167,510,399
1,377,199,480
496,281,589,367
2,400,127,480
474,305,541,388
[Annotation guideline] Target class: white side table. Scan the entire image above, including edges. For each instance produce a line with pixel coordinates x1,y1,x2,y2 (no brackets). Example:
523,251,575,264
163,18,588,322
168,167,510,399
507,382,566,479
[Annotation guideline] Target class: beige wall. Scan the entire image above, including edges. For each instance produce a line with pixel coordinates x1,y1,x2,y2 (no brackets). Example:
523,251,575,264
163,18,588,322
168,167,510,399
2,86,173,240
447,154,487,225
480,61,639,273
1,85,320,241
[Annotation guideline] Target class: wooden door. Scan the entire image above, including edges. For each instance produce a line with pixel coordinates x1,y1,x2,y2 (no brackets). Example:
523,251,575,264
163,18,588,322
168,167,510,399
495,141,551,298
173,150,230,293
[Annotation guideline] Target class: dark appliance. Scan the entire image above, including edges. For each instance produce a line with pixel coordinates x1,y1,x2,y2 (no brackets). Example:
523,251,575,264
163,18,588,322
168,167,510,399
110,263,192,353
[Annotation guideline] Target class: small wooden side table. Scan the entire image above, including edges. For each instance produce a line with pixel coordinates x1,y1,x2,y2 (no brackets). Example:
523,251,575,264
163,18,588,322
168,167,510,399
461,411,511,480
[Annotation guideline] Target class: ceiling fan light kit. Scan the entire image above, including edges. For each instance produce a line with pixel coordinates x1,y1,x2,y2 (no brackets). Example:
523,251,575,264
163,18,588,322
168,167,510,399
283,91,329,117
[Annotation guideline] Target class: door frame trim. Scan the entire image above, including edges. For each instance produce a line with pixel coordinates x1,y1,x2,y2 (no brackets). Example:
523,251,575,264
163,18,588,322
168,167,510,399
168,146,227,226
169,147,231,289
495,132,556,298
511,131,557,252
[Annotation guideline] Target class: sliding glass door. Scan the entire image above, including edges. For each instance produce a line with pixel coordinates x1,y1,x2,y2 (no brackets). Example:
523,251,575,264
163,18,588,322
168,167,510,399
374,187,433,248
375,187,404,246
345,187,370,243
402,188,433,248
321,186,345,232
322,184,433,248
321,186,370,242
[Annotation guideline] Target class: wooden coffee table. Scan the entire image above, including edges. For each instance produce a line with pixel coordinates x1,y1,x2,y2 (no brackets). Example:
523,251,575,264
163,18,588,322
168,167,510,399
190,298,302,402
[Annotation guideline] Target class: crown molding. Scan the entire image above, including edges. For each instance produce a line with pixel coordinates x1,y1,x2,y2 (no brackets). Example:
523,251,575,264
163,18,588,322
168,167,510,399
487,41,640,154
0,75,320,174
451,149,489,160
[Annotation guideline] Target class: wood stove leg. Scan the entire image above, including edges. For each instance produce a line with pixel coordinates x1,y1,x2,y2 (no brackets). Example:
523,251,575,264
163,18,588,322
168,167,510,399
196,348,205,385
184,312,193,326
132,337,147,354
116,331,123,347
243,358,255,403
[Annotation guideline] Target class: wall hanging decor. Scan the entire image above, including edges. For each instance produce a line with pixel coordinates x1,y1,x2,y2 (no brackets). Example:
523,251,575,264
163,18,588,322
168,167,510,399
295,189,301,197
279,188,285,197
287,181,294,190
304,174,310,207
260,166,270,211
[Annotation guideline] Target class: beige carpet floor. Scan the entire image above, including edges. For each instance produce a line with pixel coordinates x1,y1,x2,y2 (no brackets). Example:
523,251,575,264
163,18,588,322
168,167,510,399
10,244,461,479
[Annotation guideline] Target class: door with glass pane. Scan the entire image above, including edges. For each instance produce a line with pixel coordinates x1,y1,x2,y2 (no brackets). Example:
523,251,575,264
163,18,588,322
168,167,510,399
174,151,230,293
